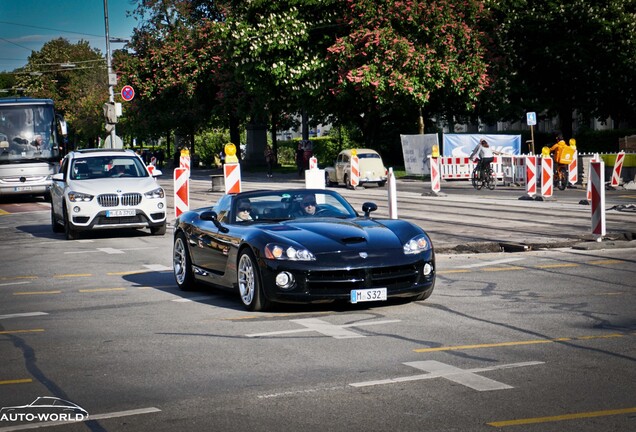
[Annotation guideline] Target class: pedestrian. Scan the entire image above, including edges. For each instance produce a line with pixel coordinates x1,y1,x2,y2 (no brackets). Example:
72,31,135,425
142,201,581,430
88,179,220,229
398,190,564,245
296,142,304,178
219,149,226,166
264,144,274,178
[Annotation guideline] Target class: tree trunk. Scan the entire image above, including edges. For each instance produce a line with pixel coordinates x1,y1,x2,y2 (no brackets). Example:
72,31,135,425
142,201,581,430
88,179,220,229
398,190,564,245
229,113,241,159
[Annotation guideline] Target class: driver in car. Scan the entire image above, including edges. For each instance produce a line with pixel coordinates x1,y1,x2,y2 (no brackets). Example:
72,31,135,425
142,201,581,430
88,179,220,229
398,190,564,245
297,194,318,217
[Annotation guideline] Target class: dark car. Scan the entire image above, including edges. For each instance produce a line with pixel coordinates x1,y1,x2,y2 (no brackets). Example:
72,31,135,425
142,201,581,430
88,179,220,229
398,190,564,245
172,189,435,311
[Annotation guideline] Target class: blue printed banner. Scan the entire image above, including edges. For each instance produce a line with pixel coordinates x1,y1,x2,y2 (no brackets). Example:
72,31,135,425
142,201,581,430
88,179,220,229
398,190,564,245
443,134,521,158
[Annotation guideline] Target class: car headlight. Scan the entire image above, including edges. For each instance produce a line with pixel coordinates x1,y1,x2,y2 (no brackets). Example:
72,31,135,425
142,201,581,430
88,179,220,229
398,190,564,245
265,244,315,261
68,191,94,202
144,187,165,199
403,234,430,254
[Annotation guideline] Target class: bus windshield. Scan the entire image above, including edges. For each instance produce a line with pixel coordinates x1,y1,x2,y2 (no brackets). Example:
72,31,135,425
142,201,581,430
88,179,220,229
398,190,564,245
0,103,61,164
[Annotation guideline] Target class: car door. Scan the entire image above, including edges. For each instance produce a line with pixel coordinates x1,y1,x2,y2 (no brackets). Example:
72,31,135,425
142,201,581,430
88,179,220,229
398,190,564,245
50,157,69,218
335,153,349,183
188,196,235,275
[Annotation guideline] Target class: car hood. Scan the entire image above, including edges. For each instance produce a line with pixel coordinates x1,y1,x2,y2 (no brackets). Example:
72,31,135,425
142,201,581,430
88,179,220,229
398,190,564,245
262,218,407,254
67,178,161,195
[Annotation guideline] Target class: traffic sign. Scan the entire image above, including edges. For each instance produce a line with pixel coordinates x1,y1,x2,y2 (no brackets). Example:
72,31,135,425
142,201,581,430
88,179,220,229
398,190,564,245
121,85,135,101
526,112,536,126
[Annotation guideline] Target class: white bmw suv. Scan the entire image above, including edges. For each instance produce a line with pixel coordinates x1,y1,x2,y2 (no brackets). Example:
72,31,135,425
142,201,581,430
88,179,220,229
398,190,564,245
50,149,167,240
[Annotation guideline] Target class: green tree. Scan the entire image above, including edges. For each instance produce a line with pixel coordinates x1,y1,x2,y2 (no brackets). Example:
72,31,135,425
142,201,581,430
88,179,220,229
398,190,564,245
486,0,636,138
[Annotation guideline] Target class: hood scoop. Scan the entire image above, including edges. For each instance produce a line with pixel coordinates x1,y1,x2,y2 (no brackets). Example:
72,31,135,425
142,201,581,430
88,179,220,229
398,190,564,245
341,236,367,245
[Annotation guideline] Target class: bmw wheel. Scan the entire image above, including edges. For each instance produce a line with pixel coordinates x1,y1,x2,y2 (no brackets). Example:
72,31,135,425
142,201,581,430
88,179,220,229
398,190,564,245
238,248,269,311
51,205,63,233
173,232,197,291
63,207,78,240
151,222,167,235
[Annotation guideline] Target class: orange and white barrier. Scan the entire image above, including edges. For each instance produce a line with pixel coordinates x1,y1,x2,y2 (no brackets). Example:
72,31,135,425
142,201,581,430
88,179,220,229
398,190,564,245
429,156,441,194
174,167,189,218
223,162,241,194
590,160,606,241
350,155,359,188
525,156,537,197
309,156,318,170
610,151,626,187
568,151,578,185
586,153,600,201
541,157,553,198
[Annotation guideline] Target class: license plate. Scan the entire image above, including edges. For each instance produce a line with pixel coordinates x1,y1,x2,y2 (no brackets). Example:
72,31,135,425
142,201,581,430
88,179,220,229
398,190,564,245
106,209,136,217
14,186,32,192
350,288,387,304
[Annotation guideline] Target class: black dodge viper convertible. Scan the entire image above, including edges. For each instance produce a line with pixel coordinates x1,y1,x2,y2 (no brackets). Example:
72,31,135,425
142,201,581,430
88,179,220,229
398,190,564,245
173,189,435,311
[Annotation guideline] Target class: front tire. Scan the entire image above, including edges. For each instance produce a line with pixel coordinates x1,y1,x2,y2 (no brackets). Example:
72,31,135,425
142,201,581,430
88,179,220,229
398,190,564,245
51,205,63,233
150,222,167,235
325,172,335,187
174,232,198,291
238,248,270,311
63,207,78,240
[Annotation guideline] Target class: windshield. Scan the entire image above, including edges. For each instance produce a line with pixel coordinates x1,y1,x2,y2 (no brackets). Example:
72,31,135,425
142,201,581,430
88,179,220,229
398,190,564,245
230,190,358,223
0,104,60,163
71,155,149,180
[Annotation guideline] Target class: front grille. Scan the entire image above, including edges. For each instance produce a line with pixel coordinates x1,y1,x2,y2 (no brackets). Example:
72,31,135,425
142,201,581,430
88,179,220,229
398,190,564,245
305,263,419,292
95,215,144,225
97,193,142,207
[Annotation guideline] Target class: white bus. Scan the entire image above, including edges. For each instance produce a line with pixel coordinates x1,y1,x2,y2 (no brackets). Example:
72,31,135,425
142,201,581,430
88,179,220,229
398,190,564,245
0,97,66,199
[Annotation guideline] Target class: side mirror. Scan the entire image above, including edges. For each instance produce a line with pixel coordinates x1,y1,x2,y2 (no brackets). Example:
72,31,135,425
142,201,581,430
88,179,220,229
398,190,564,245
362,202,378,218
200,210,229,233
52,173,64,182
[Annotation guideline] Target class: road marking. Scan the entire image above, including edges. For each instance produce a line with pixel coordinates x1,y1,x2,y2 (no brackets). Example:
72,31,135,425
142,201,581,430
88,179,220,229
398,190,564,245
535,263,579,269
413,333,626,353
482,266,524,272
0,378,32,385
588,259,623,265
246,318,402,339
13,291,61,296
350,360,544,391
108,264,171,276
172,296,213,302
144,264,172,271
0,312,48,320
53,273,92,278
459,257,524,269
97,247,126,254
0,407,161,432
79,287,126,293
0,329,44,335
488,406,636,427
0,281,33,287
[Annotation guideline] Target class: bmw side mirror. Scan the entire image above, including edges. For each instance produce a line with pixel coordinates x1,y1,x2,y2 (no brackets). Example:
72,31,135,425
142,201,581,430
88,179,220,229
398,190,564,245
362,202,377,218
200,210,229,233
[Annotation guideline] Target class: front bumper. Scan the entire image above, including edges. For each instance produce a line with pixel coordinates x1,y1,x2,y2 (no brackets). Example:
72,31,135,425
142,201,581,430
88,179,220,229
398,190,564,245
259,250,435,304
66,199,167,231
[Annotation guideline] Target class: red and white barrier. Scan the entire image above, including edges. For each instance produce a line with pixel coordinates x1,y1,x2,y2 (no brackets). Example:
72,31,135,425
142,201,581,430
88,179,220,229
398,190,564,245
174,167,189,218
430,156,441,194
586,154,600,201
610,151,626,187
180,148,191,177
309,156,318,170
590,160,606,241
568,151,578,185
350,155,359,188
541,157,553,198
525,156,537,197
223,162,242,194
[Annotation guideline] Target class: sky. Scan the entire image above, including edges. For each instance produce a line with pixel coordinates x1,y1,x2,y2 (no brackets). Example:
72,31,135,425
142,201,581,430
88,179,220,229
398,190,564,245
0,0,139,72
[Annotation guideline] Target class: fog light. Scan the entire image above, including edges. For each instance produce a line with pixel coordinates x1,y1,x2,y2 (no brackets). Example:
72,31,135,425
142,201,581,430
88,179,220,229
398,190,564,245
73,206,81,213
423,263,433,276
275,271,294,289
158,203,164,209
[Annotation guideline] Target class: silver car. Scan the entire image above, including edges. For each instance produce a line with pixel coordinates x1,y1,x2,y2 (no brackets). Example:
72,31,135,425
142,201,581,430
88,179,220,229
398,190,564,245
50,149,167,240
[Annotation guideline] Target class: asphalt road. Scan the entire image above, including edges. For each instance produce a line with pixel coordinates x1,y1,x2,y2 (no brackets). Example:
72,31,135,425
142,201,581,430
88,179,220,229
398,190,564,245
0,172,635,432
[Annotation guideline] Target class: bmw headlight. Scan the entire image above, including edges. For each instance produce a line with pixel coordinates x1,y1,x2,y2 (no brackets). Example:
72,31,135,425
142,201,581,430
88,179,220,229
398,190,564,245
265,244,316,261
68,191,94,202
403,234,430,254
144,187,165,199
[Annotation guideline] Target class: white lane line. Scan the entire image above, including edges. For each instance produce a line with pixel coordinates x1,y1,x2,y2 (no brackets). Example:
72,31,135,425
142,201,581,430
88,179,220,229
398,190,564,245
97,248,126,254
0,312,48,320
172,296,213,302
246,318,402,339
350,360,544,391
143,264,172,271
0,407,161,432
0,281,33,287
459,257,524,269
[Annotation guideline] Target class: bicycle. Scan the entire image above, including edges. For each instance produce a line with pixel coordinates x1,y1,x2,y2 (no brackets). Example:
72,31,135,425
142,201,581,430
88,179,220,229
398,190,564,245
554,164,568,191
471,163,496,190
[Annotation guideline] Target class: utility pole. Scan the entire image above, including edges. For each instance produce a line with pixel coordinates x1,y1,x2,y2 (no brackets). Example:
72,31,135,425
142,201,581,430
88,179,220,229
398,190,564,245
103,0,119,148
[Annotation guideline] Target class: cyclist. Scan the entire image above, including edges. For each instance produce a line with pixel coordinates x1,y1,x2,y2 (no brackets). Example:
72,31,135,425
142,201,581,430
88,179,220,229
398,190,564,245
469,139,495,180
550,135,569,187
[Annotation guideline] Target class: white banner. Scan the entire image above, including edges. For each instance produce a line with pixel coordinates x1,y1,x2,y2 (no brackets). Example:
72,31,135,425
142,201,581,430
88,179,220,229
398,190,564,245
400,134,439,175
443,134,521,158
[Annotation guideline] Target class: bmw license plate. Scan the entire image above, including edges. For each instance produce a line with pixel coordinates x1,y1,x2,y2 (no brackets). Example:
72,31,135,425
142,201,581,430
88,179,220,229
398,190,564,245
350,288,387,304
14,186,32,191
106,209,136,217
